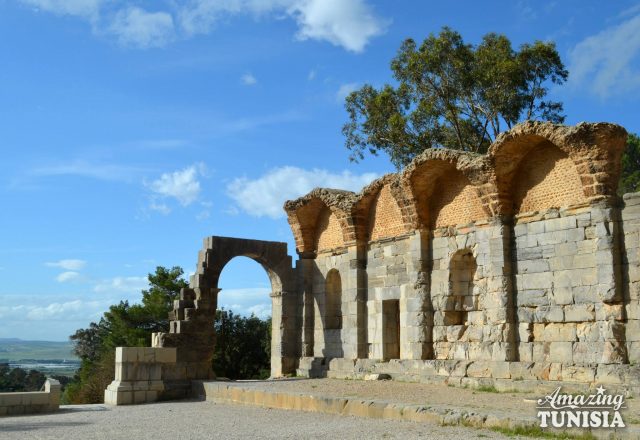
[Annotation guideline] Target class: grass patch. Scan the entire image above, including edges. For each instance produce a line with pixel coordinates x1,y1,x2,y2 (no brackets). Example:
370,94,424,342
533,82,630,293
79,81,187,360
491,426,597,439
476,385,500,393
626,416,640,425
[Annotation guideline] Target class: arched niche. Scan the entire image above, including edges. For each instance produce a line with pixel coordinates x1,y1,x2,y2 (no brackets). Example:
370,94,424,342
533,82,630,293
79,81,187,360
430,169,487,228
315,206,345,252
325,269,342,330
368,184,407,241
512,141,587,214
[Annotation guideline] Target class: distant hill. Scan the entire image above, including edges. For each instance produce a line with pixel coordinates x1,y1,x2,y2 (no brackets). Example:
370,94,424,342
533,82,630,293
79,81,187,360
0,338,78,362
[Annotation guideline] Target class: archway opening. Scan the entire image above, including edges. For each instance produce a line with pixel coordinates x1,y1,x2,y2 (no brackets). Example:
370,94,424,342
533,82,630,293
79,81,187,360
215,256,272,380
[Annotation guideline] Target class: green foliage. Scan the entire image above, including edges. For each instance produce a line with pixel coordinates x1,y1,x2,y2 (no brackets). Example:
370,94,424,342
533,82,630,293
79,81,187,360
0,364,71,392
64,266,272,403
490,425,596,439
619,133,640,195
64,266,187,404
212,309,271,380
344,27,568,169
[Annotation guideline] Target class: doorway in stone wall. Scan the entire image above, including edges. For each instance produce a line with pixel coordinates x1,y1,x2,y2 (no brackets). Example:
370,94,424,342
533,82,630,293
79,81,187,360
215,256,272,379
382,299,400,360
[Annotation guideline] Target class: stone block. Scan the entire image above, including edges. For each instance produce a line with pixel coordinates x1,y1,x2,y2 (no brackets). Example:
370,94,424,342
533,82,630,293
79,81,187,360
533,306,564,323
517,289,549,307
548,342,573,363
466,361,492,378
550,287,573,306
564,304,595,322
561,365,596,383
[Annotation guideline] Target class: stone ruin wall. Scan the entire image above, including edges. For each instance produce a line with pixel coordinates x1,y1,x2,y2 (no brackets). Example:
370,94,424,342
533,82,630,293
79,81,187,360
104,121,639,406
285,121,640,391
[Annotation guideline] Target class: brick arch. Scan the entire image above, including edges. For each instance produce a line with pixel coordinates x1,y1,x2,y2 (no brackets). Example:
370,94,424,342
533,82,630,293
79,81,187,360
514,142,587,213
283,189,357,254
368,184,408,241
490,121,628,213
430,170,488,228
315,205,346,252
351,175,412,243
402,152,492,229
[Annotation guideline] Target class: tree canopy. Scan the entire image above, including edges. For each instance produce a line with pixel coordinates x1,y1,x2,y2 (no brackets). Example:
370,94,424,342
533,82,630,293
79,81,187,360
64,265,272,403
343,27,568,169
65,266,187,403
619,133,640,196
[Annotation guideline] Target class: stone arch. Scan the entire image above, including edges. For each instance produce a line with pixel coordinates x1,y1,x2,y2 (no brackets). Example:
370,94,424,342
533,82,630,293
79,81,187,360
156,236,296,380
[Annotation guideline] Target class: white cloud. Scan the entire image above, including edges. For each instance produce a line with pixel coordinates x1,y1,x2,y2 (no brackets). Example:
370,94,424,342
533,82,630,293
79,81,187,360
94,276,148,295
108,7,175,49
31,160,148,183
0,298,109,322
288,0,388,52
56,271,80,283
241,73,257,85
147,163,205,206
45,259,86,271
20,0,103,20
307,69,316,80
569,13,640,98
178,0,387,52
21,0,388,52
227,166,378,218
218,287,271,319
336,82,359,102
26,300,83,320
149,201,172,215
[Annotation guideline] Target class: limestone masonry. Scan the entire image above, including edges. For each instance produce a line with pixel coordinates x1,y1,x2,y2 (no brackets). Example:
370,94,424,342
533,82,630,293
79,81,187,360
106,121,640,404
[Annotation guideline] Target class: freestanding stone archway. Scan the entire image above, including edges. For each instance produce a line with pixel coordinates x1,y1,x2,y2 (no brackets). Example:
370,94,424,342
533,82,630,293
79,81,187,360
152,236,297,397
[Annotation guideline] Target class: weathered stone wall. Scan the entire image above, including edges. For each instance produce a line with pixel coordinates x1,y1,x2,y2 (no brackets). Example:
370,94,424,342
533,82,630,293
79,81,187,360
513,205,626,365
0,378,60,416
366,234,426,360
431,222,513,362
312,248,363,359
623,193,640,364
285,121,637,389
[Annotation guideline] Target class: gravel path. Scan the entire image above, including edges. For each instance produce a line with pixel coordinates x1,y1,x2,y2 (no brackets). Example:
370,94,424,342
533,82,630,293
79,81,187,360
0,399,514,439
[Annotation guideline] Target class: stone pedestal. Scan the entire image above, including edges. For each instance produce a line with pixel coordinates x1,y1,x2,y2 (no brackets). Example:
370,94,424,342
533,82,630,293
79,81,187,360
104,347,176,405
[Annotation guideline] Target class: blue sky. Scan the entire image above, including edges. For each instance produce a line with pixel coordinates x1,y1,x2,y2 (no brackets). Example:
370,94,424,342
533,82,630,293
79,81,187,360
1,0,639,341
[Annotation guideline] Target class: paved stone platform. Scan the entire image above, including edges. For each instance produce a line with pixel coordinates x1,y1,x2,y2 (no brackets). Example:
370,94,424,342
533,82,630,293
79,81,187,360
0,400,514,439
195,378,640,439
